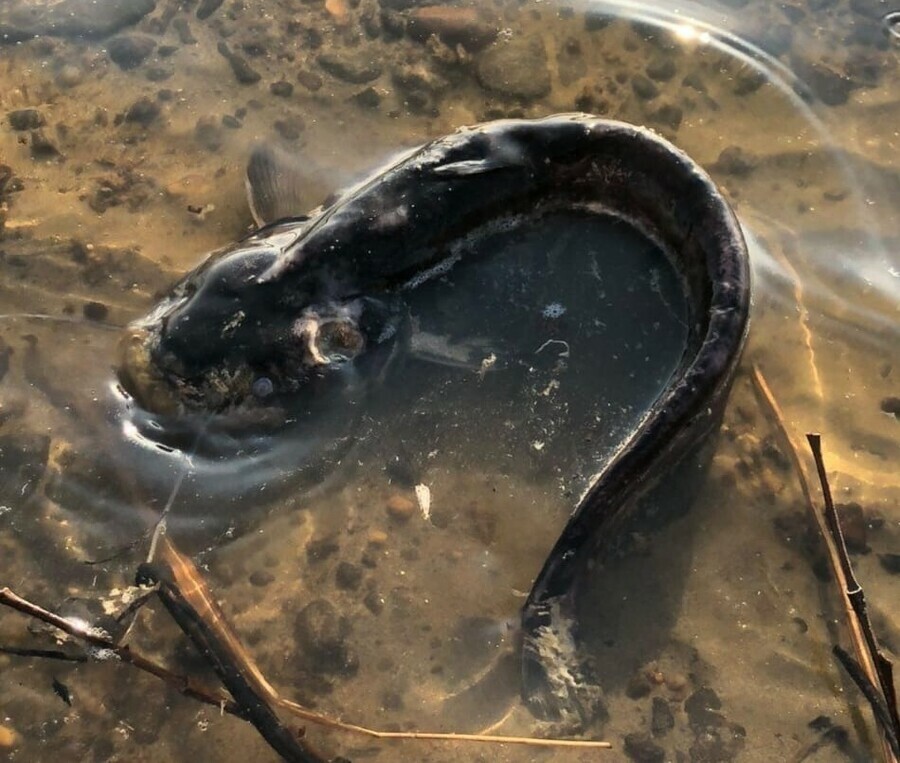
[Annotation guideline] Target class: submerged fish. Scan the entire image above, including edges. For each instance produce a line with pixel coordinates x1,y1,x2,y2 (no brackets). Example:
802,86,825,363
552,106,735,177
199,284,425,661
118,114,750,721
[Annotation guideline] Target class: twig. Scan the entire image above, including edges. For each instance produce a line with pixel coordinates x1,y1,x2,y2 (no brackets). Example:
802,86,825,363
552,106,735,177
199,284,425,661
807,435,900,759
833,646,900,756
0,586,245,718
750,366,898,762
0,645,87,662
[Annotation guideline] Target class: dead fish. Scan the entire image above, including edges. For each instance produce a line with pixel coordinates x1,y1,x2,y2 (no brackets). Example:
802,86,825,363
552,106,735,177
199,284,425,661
117,114,750,722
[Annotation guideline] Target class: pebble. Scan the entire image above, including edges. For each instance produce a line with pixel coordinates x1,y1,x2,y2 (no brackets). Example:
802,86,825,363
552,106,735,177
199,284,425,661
648,102,682,130
0,724,19,750
107,35,156,70
82,301,109,321
386,494,415,521
335,561,363,590
317,51,383,84
172,18,197,44
631,74,659,100
124,97,160,127
878,553,900,575
367,529,388,546
733,69,766,96
715,146,758,177
651,696,675,736
880,396,900,418
476,37,551,101
363,590,384,615
221,114,242,129
685,686,724,730
217,41,262,84
306,536,339,563
623,732,665,763
30,128,60,158
273,118,303,141
8,108,45,131
294,599,359,676
834,502,868,553
645,55,677,82
794,60,855,106
297,69,323,91
352,86,381,108
270,80,294,97
249,570,274,587
407,7,498,51
146,66,173,82
194,116,223,151
626,671,652,699
55,64,84,89
196,0,225,20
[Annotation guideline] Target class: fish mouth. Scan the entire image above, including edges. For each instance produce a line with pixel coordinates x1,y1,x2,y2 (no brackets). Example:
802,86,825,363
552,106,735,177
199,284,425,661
117,325,183,416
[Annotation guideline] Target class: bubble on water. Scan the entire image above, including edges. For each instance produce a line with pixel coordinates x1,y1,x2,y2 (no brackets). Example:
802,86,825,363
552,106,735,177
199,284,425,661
885,12,900,41
252,376,274,398
541,302,567,319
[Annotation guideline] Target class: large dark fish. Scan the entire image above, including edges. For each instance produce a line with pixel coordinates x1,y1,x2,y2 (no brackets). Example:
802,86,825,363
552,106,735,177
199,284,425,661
118,114,750,722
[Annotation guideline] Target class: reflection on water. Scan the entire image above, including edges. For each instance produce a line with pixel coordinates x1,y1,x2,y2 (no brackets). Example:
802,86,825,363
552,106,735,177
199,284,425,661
0,0,897,760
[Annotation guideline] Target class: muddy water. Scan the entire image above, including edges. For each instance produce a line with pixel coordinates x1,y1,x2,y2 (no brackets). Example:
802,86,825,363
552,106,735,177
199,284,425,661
0,0,897,761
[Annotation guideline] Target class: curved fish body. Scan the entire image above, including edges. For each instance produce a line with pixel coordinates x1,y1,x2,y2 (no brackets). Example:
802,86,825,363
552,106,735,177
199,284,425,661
119,114,750,721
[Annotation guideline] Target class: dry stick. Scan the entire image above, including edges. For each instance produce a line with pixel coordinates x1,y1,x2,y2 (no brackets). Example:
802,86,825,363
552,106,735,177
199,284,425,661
0,585,610,752
807,434,900,758
148,537,612,752
0,586,247,719
750,366,897,762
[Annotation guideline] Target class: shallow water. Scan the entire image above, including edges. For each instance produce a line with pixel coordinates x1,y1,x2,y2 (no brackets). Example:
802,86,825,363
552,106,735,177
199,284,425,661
0,0,897,761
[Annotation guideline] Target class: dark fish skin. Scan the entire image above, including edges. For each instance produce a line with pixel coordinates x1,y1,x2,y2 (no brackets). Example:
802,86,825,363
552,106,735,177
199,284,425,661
120,114,750,721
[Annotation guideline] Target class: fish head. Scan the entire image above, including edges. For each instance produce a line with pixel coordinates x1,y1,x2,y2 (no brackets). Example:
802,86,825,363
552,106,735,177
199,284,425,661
117,236,402,417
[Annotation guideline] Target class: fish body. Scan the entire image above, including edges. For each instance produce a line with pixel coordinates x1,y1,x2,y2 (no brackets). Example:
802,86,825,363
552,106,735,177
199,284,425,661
119,114,750,721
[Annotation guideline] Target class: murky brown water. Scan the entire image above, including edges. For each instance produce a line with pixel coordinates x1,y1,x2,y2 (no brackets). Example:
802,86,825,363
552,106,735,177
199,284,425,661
0,0,897,761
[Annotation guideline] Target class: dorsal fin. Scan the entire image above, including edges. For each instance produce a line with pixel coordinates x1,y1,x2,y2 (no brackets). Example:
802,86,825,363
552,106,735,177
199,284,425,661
245,144,314,227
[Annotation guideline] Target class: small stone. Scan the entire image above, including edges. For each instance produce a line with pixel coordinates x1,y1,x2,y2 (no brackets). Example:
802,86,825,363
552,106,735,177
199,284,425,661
218,41,262,84
733,69,765,96
386,494,415,521
0,724,19,750
367,529,388,546
249,570,274,587
317,51,383,84
194,116,223,151
835,502,868,553
196,0,225,20
649,103,682,130
172,18,197,44
631,74,659,100
335,561,363,590
683,72,707,93
124,97,160,127
880,396,900,418
715,146,757,177
82,301,109,321
646,55,677,82
793,60,855,106
624,732,665,763
626,671,652,699
274,118,303,141
476,37,551,101
585,11,612,31
294,599,359,676
307,536,339,563
145,66,173,82
8,109,44,131
651,696,675,736
107,35,156,70
30,129,60,158
685,687,724,730
363,590,384,615
55,64,83,88
297,70,323,91
222,114,242,129
352,86,381,108
270,80,294,97
878,553,900,575
407,7,498,51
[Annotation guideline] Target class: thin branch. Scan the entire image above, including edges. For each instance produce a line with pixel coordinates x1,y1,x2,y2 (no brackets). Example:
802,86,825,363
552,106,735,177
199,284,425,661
833,647,900,756
750,367,898,763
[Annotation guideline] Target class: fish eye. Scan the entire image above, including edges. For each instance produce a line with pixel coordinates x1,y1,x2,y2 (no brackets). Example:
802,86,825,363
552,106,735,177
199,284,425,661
252,376,274,398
